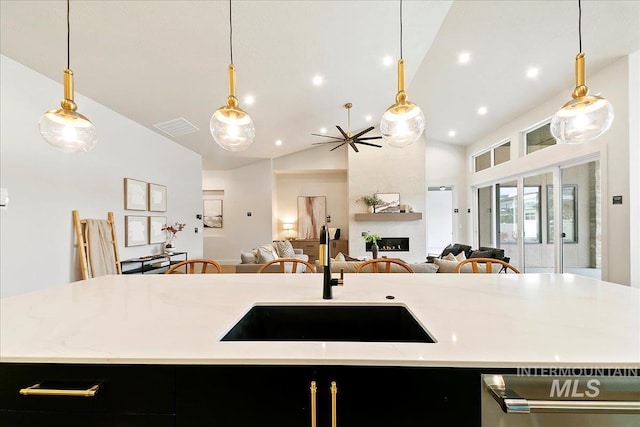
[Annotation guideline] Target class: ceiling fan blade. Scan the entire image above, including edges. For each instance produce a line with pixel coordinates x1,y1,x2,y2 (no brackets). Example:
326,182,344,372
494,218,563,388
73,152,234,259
349,141,359,153
354,140,383,148
312,141,339,145
351,126,375,140
330,142,347,151
357,136,383,140
311,134,344,140
336,125,349,139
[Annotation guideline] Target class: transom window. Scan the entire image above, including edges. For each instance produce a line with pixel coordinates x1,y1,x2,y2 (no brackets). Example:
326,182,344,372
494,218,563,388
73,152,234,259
526,123,556,154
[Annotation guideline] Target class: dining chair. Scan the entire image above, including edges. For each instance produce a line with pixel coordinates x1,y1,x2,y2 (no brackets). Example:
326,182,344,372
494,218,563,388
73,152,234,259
257,258,316,273
165,259,223,274
354,258,415,273
454,258,521,274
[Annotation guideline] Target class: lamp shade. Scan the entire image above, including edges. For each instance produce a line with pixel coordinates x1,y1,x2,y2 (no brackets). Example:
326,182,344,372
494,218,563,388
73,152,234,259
210,105,255,152
39,108,97,153
283,223,294,231
550,95,614,143
380,101,425,148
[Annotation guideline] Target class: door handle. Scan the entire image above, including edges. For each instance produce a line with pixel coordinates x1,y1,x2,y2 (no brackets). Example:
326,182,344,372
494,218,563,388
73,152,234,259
19,383,99,397
484,375,640,414
330,381,338,427
310,381,317,427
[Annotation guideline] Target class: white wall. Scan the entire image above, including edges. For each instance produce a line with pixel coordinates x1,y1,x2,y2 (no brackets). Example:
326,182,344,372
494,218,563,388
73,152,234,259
0,55,203,297
275,172,348,241
348,139,427,262
465,56,632,285
629,50,640,288
202,160,273,263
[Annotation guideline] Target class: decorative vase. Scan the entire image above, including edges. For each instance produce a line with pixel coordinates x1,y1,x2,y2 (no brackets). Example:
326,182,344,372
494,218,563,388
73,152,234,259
367,205,375,214
371,242,379,259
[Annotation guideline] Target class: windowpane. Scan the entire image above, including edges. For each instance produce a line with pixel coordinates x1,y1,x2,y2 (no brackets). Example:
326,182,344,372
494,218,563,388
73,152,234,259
523,186,541,243
526,123,556,154
494,141,510,165
547,185,578,243
475,151,491,172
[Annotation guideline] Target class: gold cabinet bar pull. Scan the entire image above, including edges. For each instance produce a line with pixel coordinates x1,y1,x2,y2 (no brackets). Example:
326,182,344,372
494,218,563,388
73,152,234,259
310,381,317,427
19,383,99,397
330,381,338,427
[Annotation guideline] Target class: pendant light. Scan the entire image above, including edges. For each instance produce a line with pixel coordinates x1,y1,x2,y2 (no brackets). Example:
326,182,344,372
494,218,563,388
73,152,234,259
39,0,97,152
550,0,614,143
380,0,425,148
210,0,255,152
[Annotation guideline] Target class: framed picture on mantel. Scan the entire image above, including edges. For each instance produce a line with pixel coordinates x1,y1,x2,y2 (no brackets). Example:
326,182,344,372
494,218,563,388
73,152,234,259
375,193,400,213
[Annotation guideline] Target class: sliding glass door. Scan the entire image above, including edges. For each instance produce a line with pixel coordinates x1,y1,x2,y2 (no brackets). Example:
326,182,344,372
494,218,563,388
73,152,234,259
496,180,519,270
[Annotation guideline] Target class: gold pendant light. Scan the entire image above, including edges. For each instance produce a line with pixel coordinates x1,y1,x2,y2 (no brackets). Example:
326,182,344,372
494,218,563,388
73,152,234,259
39,0,96,152
550,0,614,143
380,0,425,148
210,0,255,152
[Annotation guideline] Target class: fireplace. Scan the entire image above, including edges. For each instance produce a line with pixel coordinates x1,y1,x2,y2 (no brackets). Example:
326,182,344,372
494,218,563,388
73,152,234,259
366,237,409,252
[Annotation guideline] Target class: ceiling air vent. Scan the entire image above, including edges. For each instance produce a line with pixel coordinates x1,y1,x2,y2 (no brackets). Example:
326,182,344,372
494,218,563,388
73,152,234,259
153,117,199,137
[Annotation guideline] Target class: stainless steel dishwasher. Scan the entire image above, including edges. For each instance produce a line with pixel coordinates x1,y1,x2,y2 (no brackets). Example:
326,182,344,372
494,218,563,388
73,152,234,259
482,373,640,426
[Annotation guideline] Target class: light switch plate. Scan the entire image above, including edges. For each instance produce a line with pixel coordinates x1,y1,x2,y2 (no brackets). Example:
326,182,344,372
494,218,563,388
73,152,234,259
0,187,8,210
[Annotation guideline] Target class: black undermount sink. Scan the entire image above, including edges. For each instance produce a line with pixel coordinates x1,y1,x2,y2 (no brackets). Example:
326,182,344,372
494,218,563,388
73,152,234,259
221,304,435,343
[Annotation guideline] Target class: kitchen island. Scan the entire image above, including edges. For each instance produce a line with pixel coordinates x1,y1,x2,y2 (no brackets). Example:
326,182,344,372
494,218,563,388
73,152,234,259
1,273,639,425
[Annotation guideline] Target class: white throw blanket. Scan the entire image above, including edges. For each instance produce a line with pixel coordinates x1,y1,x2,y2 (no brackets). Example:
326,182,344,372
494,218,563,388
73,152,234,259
85,219,118,278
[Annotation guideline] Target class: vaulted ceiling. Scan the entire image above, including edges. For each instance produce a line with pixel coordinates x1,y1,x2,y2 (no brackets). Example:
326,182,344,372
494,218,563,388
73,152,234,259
2,1,639,169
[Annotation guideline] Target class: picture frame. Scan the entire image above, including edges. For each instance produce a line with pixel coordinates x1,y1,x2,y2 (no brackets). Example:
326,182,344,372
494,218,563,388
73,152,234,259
375,192,400,213
148,183,167,212
297,196,326,239
149,215,167,244
203,199,223,228
125,215,148,247
124,178,147,211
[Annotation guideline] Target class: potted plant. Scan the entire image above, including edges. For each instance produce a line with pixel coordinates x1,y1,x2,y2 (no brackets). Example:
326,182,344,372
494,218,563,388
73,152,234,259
162,222,185,251
362,231,381,258
358,194,382,213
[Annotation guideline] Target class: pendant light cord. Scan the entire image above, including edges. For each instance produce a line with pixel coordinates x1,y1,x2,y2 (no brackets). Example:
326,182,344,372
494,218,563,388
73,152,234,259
229,0,234,65
399,0,403,60
578,0,582,53
66,0,70,69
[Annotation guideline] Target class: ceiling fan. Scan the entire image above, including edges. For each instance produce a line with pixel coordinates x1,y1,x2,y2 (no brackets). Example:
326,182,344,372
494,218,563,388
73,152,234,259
312,103,382,152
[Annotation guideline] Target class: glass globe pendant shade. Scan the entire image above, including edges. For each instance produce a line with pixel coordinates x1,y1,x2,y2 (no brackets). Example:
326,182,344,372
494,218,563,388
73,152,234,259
380,59,425,148
39,69,97,152
550,53,614,143
210,64,255,152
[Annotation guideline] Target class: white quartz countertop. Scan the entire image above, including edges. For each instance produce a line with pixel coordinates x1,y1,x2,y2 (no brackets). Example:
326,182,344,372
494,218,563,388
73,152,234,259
1,273,638,368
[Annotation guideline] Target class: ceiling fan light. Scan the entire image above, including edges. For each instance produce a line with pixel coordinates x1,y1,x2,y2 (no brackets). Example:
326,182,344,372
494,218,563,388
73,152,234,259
380,101,425,148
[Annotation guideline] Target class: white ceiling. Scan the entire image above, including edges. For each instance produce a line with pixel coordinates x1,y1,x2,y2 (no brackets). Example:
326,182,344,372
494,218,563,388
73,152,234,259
2,1,639,170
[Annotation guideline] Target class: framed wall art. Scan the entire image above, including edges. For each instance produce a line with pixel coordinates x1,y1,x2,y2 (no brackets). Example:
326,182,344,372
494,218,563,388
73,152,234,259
203,199,223,228
148,183,167,212
125,215,148,247
297,196,326,239
375,192,400,213
124,178,147,211
149,216,167,244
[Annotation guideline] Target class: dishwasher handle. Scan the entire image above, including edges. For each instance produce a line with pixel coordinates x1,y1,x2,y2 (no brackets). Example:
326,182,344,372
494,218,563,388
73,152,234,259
484,375,640,414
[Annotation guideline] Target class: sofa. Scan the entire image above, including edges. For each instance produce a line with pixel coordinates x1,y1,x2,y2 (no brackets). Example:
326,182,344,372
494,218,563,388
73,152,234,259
430,243,508,273
236,241,310,273
314,253,439,274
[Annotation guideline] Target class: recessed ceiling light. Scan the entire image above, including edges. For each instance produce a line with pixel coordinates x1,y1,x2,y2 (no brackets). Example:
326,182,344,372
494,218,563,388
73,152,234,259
244,95,255,105
458,51,471,64
448,130,456,137
526,67,539,79
275,139,283,146
365,115,372,122
383,56,393,66
320,127,327,134
312,75,324,86
477,106,488,116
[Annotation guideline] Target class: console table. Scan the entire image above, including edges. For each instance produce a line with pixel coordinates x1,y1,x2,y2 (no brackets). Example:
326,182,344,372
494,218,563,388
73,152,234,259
290,240,348,264
121,252,188,274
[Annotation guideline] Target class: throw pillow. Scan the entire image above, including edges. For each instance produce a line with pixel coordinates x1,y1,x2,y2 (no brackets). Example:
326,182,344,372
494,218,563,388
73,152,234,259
454,251,467,262
240,251,257,264
434,258,459,273
257,245,278,263
273,240,296,258
470,250,492,259
444,253,457,261
334,252,346,262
